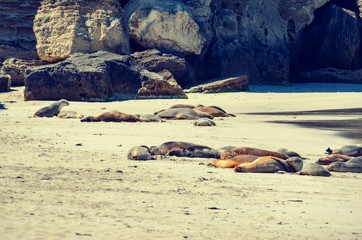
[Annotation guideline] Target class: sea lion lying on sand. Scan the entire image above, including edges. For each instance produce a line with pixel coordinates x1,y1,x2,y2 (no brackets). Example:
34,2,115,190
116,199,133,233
326,145,362,157
207,155,260,168
316,154,352,165
57,111,84,119
149,141,219,158
220,147,289,160
33,99,69,117
127,145,155,160
81,111,142,122
326,156,362,173
156,108,213,120
193,106,235,117
298,162,331,177
234,156,303,173
193,118,216,126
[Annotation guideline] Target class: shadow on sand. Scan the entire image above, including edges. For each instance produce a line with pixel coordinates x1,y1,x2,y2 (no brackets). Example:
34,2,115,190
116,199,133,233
248,108,362,141
249,83,362,93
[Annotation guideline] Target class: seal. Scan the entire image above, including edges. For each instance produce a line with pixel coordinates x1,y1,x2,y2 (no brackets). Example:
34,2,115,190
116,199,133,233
207,155,260,168
297,162,331,177
33,99,69,117
153,104,196,115
193,106,235,117
57,111,84,119
149,141,216,156
234,156,303,173
193,118,216,126
220,147,289,160
80,111,143,122
135,114,164,122
326,156,362,173
277,148,303,158
156,108,213,120
315,154,352,165
127,145,155,160
326,145,362,157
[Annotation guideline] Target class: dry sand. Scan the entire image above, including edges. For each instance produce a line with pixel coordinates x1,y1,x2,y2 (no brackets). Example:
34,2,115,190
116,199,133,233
1,84,362,240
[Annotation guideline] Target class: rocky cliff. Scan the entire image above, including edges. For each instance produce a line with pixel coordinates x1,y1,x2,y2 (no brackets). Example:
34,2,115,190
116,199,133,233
1,0,362,97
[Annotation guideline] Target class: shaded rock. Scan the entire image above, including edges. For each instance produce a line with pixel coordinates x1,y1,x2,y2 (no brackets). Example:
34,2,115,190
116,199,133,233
292,4,360,74
0,73,11,92
34,0,130,62
185,75,248,93
131,49,196,87
24,51,143,101
1,58,47,86
135,70,187,99
0,0,42,64
297,68,362,84
124,0,206,55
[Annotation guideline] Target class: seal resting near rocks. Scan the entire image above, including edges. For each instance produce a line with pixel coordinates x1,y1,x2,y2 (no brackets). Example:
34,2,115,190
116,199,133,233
316,154,352,165
156,108,213,120
326,156,362,173
149,141,217,157
127,145,155,160
193,106,235,117
207,155,260,168
234,156,303,173
33,99,69,117
326,145,362,157
298,162,331,177
193,118,216,126
220,147,289,160
81,111,142,122
57,111,84,119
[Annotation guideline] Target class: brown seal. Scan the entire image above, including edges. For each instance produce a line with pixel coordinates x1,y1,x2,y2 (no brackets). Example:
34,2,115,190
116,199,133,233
207,155,259,168
220,147,289,160
234,156,303,173
316,154,352,165
33,99,69,117
81,111,143,122
193,106,235,117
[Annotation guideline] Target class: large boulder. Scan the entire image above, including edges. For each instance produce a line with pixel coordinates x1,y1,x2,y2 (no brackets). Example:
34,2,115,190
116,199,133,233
124,0,206,55
24,51,188,101
185,75,249,93
0,0,42,64
297,68,362,84
131,49,196,87
0,73,11,92
24,51,142,101
1,58,47,86
33,0,130,62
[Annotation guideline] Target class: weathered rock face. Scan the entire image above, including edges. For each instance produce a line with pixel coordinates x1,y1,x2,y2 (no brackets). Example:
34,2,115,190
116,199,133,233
136,70,187,99
24,51,189,101
0,0,42,64
24,51,142,101
124,0,206,55
0,73,11,92
185,75,248,93
34,0,130,62
297,68,362,84
131,49,196,87
1,58,47,86
292,3,360,75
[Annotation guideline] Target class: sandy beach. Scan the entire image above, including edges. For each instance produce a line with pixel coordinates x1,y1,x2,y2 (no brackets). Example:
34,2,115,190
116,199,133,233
1,84,362,240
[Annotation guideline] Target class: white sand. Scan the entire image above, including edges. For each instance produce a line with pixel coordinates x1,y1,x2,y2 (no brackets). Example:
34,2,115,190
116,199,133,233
1,85,362,240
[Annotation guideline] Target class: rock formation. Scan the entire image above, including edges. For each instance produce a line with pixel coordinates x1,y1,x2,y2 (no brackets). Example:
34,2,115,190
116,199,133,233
33,0,130,62
0,0,42,64
0,73,11,92
297,68,362,84
185,75,249,93
124,0,206,55
1,58,46,86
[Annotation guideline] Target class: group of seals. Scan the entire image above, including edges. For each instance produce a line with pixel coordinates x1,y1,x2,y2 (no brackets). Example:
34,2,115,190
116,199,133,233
317,144,362,173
